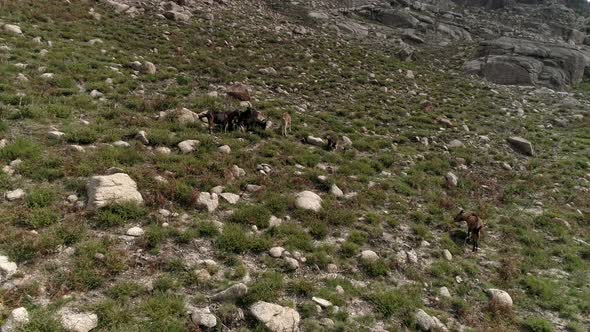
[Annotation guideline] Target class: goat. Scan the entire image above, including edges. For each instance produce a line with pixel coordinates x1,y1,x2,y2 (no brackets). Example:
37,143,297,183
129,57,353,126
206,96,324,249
236,107,267,131
454,209,484,252
326,133,339,151
281,112,292,136
198,110,239,133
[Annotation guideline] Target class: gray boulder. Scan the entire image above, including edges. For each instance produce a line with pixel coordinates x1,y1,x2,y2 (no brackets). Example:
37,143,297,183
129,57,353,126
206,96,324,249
250,301,300,332
507,136,534,156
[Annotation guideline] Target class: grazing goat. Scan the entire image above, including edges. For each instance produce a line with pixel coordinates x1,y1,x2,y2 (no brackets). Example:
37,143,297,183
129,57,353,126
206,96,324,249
326,134,338,151
281,112,292,136
237,107,267,131
454,209,484,252
199,110,239,133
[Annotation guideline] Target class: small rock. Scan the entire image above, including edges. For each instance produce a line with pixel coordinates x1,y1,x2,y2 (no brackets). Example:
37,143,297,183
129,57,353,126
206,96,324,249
190,307,217,328
5,189,25,201
58,310,98,332
3,24,22,35
487,288,513,308
211,283,248,302
136,130,149,144
230,165,246,178
448,139,464,148
155,147,171,155
86,173,143,210
269,247,285,258
220,193,240,204
113,140,131,148
126,226,144,237
250,301,300,332
330,184,344,198
335,285,344,294
443,250,452,261
141,61,157,75
48,130,65,139
284,257,299,270
0,255,18,280
197,192,219,212
445,172,458,187
306,136,324,147
295,191,322,212
269,215,283,227
507,136,534,156
218,145,231,154
327,264,338,273
1,307,29,332
360,250,379,262
312,297,332,308
90,89,103,98
439,287,451,298
67,194,78,203
178,140,199,154
246,184,263,193
210,186,225,195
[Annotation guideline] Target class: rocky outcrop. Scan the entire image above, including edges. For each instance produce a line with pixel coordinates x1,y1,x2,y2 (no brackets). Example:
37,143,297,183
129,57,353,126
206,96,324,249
465,37,586,89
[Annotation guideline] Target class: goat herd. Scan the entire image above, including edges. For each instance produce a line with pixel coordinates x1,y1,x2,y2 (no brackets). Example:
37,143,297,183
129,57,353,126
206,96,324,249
197,108,485,252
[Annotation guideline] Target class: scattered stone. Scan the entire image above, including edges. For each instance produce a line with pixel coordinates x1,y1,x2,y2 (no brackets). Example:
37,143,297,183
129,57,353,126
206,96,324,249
48,130,65,139
189,307,217,328
250,301,300,332
86,173,143,210
487,288,513,308
284,257,299,270
507,136,534,156
3,24,22,35
58,310,98,332
230,165,245,178
448,139,464,148
126,226,144,237
226,83,250,101
312,297,332,308
5,189,25,201
295,191,322,212
141,61,156,75
330,184,344,198
197,192,219,212
360,250,379,262
69,145,85,153
1,307,29,332
439,287,451,298
341,136,353,148
178,140,199,154
293,26,307,35
155,147,171,155
443,250,452,261
246,184,263,193
269,247,285,258
218,145,231,154
0,255,18,280
113,140,131,148
306,135,324,147
445,172,458,187
67,194,78,203
269,215,283,227
90,89,103,98
136,130,149,144
210,186,225,195
414,309,447,331
211,283,248,301
327,264,338,273
335,285,344,294
220,193,240,205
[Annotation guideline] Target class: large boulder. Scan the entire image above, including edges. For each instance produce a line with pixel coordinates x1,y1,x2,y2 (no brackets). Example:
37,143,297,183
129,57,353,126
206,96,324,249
465,37,586,89
487,288,513,308
160,108,199,124
250,301,300,332
86,173,143,210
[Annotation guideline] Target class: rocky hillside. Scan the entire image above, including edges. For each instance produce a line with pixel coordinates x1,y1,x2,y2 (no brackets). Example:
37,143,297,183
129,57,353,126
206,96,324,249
0,0,589,331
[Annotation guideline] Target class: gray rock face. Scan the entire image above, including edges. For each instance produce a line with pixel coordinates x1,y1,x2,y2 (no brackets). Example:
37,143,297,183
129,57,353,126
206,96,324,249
250,301,300,332
466,37,586,89
507,136,534,156
86,173,143,210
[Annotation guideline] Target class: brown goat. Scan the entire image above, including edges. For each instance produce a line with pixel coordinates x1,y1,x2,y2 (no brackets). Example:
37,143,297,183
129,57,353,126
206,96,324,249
454,209,484,252
281,112,291,136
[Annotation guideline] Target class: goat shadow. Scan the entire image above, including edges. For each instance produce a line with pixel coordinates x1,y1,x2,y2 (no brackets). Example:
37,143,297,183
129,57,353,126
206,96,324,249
449,229,470,246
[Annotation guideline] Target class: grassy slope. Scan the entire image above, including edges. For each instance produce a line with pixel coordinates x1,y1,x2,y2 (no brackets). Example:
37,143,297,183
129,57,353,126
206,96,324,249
0,1,589,331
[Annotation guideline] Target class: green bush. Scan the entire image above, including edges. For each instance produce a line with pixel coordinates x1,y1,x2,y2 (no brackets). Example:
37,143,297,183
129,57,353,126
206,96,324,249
95,203,148,228
228,205,271,228
523,317,554,332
